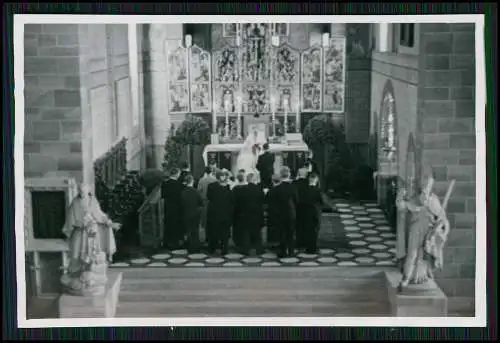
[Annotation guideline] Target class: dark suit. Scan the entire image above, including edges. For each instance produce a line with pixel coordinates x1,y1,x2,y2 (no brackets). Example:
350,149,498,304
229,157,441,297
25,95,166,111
301,185,323,253
293,178,309,249
233,183,264,254
265,184,280,243
273,181,298,257
256,151,275,189
304,158,319,175
207,182,234,254
161,178,184,248
181,186,204,252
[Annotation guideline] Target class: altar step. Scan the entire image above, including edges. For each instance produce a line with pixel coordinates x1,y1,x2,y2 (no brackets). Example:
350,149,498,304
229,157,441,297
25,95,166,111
114,267,392,317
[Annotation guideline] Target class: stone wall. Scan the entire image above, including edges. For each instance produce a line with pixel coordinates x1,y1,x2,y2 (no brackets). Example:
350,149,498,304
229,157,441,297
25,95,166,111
370,52,420,182
25,24,142,185
418,23,476,298
24,24,84,181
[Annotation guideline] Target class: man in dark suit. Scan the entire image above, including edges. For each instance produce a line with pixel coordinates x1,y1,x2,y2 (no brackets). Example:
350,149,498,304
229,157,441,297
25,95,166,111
161,167,184,249
302,173,324,254
236,172,265,255
181,174,204,253
304,149,319,176
256,143,275,190
231,170,248,251
265,174,282,245
273,166,298,258
179,162,191,186
293,167,310,250
206,170,234,255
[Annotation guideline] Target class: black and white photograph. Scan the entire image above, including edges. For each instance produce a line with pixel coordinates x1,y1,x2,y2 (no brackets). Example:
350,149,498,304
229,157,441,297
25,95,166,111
14,15,486,328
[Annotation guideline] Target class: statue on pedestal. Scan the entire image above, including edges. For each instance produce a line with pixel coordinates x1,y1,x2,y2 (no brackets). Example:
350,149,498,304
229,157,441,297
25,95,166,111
60,183,121,296
395,176,454,292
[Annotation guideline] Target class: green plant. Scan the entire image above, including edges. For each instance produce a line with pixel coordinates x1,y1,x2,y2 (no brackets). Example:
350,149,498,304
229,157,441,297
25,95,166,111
174,115,211,146
138,168,166,194
163,124,183,171
172,115,210,170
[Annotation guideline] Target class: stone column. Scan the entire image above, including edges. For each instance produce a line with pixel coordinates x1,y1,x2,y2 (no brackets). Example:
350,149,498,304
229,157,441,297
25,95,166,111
143,24,184,169
127,23,145,170
330,23,346,37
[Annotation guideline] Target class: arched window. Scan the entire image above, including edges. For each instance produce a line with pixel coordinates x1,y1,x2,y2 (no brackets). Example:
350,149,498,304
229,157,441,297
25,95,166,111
380,91,397,164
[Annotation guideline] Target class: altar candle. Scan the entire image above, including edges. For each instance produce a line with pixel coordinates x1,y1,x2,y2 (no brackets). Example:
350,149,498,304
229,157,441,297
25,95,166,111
272,35,280,47
296,98,300,132
224,100,230,137
271,102,276,137
185,34,192,48
236,97,242,138
283,98,289,134
322,33,330,48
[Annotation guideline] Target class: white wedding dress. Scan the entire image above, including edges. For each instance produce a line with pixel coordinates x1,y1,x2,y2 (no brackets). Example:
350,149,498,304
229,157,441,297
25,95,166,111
235,128,267,178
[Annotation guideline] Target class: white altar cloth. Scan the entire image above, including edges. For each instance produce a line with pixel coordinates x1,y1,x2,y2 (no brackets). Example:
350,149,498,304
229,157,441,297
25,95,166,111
202,142,309,165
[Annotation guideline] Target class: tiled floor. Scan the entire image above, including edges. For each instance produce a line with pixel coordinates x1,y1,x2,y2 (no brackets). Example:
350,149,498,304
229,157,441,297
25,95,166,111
110,200,397,268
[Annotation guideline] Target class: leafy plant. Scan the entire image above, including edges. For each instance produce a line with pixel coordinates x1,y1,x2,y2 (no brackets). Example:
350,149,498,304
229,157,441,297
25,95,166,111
163,124,183,171
138,168,166,194
174,115,210,146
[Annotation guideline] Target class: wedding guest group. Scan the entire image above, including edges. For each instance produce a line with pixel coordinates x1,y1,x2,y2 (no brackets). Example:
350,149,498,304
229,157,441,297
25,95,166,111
160,161,323,258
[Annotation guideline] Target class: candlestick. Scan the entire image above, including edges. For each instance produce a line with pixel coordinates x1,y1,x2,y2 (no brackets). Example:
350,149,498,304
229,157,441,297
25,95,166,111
322,33,330,48
224,100,230,138
296,97,300,133
225,111,229,138
236,97,242,139
185,34,192,48
283,98,289,134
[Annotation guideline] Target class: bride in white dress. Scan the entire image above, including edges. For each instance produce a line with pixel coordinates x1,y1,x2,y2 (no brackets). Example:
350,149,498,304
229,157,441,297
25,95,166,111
235,127,267,179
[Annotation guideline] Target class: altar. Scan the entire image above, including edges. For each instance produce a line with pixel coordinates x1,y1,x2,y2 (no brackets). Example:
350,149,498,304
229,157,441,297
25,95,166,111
202,141,309,176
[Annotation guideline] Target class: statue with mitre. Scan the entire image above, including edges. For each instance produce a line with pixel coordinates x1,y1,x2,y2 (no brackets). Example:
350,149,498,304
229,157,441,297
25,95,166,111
60,183,121,296
395,170,455,292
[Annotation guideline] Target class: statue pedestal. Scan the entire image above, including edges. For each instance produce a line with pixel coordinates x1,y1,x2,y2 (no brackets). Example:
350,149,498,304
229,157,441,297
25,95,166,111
58,271,123,318
384,270,448,317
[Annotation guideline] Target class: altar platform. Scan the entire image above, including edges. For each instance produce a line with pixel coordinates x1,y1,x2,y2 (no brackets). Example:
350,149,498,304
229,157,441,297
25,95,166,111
203,142,309,175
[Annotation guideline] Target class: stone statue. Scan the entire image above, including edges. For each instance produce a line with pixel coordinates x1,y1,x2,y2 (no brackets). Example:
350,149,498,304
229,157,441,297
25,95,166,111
395,176,454,292
60,183,121,296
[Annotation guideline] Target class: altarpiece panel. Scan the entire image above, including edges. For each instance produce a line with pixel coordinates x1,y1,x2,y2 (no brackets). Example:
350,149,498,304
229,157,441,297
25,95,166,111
167,46,190,114
301,45,323,112
323,36,346,113
189,45,212,113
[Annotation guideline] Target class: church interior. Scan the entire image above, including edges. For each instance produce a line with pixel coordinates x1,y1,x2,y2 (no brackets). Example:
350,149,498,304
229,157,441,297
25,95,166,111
23,22,476,318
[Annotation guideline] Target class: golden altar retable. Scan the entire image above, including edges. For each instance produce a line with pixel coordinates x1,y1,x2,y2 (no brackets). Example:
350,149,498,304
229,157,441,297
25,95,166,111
168,23,346,172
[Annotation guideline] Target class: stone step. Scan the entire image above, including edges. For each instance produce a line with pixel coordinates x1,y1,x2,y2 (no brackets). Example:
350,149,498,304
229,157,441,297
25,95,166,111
121,277,385,292
118,288,388,303
116,266,393,279
116,301,391,317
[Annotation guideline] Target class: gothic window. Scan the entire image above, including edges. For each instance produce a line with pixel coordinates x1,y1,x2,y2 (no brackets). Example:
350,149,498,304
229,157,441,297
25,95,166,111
380,91,397,164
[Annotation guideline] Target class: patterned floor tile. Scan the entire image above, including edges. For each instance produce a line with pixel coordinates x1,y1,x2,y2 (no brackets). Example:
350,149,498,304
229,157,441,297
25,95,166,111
188,253,208,259
242,257,262,264
317,257,337,263
352,248,371,255
280,257,300,264
111,199,398,269
225,253,244,260
168,257,188,264
152,253,171,260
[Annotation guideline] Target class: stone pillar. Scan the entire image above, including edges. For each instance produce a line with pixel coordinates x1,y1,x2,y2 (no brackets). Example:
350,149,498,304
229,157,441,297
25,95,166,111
143,24,184,169
127,23,145,171
330,23,346,37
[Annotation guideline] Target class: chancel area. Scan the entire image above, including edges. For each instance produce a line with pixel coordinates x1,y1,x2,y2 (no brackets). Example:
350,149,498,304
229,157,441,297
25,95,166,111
23,21,477,318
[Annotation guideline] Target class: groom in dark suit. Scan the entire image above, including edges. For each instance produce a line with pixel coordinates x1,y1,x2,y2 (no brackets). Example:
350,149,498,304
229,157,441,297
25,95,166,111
256,143,275,189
